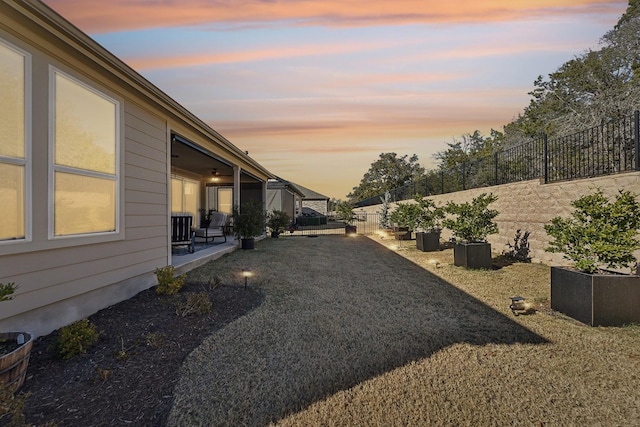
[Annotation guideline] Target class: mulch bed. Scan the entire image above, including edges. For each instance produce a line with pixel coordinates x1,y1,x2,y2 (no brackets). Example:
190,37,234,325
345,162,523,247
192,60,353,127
17,280,263,426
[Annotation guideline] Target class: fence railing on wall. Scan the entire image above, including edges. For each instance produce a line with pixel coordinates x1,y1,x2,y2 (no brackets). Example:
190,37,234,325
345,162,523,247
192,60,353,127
354,110,639,208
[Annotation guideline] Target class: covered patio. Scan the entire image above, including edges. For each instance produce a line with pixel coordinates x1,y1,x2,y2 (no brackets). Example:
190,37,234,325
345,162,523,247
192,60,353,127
169,134,271,269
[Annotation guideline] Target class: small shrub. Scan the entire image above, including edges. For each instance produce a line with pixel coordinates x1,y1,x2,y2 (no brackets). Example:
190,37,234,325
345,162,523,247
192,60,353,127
114,336,139,362
175,292,212,317
94,366,113,382
443,193,499,242
266,210,291,235
155,266,186,295
379,191,391,229
545,190,640,273
145,332,166,348
52,319,101,360
0,382,30,426
504,229,531,262
0,282,18,302
208,275,222,290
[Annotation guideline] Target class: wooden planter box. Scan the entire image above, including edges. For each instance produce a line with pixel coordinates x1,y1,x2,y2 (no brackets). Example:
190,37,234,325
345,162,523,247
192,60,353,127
551,267,640,326
0,332,33,391
453,242,492,269
416,231,441,252
345,225,357,235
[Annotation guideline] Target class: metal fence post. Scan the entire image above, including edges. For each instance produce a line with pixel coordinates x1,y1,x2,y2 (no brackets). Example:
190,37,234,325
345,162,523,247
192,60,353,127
634,110,639,171
543,133,549,184
494,153,499,185
440,170,444,194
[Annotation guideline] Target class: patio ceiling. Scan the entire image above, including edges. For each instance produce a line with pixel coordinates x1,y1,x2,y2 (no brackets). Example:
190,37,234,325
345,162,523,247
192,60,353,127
171,138,233,178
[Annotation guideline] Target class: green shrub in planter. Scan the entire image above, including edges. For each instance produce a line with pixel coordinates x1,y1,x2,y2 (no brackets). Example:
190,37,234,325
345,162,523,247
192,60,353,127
444,193,498,269
233,200,267,239
336,201,357,234
443,193,499,243
545,190,640,274
389,201,423,234
267,209,291,237
415,197,445,232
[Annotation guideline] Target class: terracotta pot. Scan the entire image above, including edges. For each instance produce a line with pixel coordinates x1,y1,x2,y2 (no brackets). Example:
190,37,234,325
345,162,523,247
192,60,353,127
0,332,33,391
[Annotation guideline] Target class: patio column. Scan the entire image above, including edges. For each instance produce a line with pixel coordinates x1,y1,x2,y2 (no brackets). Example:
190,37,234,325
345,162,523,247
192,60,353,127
233,165,241,211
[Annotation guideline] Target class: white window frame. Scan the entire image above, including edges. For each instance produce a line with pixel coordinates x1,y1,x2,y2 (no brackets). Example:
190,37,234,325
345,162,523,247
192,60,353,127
0,38,32,245
48,66,121,239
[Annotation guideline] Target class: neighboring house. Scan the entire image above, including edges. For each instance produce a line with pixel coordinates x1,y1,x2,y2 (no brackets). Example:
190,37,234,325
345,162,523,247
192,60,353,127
0,0,274,337
266,177,305,221
295,183,330,216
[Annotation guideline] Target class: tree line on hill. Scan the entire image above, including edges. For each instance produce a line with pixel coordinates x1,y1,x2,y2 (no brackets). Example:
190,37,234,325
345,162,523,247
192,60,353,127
346,0,639,204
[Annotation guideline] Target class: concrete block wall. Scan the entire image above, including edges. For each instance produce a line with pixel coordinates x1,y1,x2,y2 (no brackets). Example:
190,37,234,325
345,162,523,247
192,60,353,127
359,171,640,266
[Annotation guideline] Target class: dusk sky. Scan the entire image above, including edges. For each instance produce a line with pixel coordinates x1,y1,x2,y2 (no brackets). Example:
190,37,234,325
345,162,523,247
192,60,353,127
44,0,628,199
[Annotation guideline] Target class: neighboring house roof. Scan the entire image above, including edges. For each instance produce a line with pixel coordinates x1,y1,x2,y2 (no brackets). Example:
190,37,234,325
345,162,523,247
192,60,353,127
292,183,329,201
267,177,306,197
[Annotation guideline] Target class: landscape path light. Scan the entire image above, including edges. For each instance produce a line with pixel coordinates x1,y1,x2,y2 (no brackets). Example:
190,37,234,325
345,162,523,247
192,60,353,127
509,296,534,316
242,268,253,290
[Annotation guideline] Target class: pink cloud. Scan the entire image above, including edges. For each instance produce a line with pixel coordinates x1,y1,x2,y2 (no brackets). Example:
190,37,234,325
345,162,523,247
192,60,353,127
43,0,625,34
127,39,409,71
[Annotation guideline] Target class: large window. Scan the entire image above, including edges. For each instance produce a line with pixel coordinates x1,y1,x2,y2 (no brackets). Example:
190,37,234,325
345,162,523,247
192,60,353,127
0,40,29,242
171,176,199,220
51,70,119,237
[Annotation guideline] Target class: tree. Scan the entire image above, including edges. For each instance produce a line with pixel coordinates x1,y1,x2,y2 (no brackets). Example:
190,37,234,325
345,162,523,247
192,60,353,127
348,153,425,202
504,0,640,141
433,130,504,190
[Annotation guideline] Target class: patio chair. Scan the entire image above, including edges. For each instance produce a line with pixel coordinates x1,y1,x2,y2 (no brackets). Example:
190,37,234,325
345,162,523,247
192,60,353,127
171,214,195,253
195,212,227,244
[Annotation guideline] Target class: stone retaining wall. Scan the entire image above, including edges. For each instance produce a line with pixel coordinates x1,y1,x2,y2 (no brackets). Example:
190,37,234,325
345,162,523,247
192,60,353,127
358,171,640,266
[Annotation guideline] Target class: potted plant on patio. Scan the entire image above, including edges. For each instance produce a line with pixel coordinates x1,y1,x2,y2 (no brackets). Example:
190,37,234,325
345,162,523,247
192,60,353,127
233,200,267,250
544,190,640,326
267,209,290,238
389,200,421,241
443,193,499,269
414,197,445,252
336,201,357,235
0,282,33,391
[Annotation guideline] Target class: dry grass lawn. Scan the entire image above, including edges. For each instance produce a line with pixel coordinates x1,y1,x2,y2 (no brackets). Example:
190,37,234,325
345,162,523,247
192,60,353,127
168,234,640,426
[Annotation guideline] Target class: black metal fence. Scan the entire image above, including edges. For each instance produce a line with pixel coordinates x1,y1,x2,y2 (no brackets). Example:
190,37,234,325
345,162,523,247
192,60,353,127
355,110,640,207
282,213,382,236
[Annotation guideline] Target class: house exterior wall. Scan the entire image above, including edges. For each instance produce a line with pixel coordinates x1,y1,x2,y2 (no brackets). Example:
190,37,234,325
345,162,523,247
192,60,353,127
0,1,272,337
303,200,328,216
0,11,170,336
267,188,299,220
267,189,283,212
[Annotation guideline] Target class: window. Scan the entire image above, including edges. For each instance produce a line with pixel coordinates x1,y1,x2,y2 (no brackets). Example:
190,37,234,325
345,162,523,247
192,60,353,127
217,187,233,215
51,69,119,237
0,40,29,242
171,176,199,220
